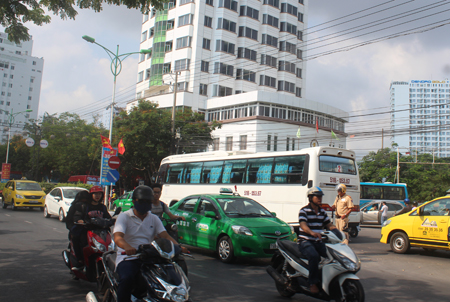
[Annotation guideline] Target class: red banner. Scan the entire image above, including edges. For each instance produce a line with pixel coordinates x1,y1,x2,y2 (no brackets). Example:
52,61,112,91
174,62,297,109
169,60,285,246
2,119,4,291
1,163,11,181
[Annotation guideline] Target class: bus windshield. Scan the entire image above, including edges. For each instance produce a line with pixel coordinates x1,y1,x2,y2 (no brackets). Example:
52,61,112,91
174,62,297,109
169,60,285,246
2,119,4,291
319,155,356,175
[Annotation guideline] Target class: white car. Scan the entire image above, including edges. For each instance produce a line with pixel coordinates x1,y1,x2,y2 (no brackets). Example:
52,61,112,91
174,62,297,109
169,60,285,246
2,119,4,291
44,187,88,222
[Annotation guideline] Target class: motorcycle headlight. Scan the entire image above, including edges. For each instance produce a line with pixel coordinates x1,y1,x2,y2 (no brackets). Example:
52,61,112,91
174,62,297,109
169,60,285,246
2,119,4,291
15,194,24,199
171,287,188,302
108,241,115,251
382,220,391,227
232,225,253,236
329,249,361,272
92,237,107,252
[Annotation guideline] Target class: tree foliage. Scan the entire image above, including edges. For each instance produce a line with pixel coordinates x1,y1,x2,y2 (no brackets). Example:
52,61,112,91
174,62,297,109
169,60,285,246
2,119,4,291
1,0,167,44
358,148,450,202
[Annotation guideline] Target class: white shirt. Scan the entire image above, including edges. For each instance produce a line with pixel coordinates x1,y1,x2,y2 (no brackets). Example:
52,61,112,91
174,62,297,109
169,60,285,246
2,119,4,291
113,209,166,268
380,205,389,217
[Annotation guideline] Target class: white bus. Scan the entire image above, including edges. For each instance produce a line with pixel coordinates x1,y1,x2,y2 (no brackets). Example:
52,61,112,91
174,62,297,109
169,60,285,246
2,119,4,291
157,147,361,236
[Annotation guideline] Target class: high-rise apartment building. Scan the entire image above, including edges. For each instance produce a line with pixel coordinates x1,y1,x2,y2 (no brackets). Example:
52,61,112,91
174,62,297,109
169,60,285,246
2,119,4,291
390,79,450,157
0,32,43,141
130,0,348,152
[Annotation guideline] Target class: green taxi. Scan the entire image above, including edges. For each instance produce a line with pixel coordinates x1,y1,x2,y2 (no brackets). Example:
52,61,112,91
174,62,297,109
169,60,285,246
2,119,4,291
168,189,297,263
111,191,133,211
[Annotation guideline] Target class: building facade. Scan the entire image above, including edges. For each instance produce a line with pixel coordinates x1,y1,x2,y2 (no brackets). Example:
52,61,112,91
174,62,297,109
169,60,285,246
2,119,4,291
0,32,43,141
130,0,348,152
390,79,450,157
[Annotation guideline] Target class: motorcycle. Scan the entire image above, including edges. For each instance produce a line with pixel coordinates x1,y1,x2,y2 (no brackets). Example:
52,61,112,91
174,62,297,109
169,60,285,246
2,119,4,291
62,207,121,283
93,238,192,302
160,217,183,242
266,230,365,302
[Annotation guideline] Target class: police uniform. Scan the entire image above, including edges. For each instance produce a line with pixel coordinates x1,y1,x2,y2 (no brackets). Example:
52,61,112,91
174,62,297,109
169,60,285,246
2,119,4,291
333,193,354,232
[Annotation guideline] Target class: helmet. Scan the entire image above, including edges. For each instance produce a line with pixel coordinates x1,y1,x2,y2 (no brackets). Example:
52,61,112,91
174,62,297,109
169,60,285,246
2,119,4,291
336,184,347,193
404,198,410,204
90,186,103,194
307,186,324,197
132,185,154,202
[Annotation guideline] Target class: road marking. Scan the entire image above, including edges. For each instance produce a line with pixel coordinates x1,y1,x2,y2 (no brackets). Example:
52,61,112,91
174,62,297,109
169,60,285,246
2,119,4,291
4,214,10,217
25,221,32,224
188,271,208,279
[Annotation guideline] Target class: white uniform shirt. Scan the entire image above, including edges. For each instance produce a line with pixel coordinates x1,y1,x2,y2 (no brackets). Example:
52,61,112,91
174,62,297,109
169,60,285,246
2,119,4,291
380,204,389,217
113,209,166,268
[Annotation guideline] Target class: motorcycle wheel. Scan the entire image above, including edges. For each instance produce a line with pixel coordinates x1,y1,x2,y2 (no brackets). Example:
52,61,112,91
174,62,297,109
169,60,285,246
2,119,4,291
217,236,235,263
340,279,365,302
274,263,295,298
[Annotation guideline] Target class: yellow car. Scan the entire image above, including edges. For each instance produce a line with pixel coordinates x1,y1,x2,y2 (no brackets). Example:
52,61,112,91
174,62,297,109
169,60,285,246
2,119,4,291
381,196,450,253
1,180,46,211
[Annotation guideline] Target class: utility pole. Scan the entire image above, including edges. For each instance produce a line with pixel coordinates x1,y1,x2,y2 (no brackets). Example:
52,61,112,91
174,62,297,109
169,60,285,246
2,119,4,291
171,71,179,135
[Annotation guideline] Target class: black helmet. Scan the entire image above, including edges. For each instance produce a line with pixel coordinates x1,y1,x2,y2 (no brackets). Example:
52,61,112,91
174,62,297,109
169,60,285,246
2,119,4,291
132,185,154,202
307,186,324,197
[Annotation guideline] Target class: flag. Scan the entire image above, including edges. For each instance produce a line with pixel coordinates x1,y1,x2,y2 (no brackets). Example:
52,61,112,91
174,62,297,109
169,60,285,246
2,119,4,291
316,118,319,133
331,130,340,140
100,135,113,150
118,138,126,155
296,127,301,138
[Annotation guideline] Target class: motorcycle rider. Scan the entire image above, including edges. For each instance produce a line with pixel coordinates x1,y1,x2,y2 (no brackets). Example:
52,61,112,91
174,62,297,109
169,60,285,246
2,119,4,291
298,186,337,294
394,198,412,216
113,185,188,302
150,183,185,221
71,186,112,269
331,184,353,244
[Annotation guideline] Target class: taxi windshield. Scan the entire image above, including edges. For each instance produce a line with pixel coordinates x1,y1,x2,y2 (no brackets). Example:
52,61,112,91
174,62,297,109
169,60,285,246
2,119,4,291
16,182,42,191
217,198,273,217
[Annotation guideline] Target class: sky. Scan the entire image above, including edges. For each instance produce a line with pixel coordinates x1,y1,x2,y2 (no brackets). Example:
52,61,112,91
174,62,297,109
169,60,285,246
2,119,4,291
5,0,450,158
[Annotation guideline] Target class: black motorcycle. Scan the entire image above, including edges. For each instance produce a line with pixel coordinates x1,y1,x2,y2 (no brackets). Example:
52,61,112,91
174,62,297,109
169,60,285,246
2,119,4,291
93,238,191,302
161,217,183,242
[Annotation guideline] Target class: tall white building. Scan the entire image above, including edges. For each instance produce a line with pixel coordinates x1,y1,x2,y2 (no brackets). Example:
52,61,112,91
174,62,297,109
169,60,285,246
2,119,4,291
130,0,348,152
0,32,43,141
390,79,450,157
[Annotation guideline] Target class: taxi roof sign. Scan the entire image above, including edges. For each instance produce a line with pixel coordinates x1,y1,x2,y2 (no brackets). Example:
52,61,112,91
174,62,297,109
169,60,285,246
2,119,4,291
220,188,233,194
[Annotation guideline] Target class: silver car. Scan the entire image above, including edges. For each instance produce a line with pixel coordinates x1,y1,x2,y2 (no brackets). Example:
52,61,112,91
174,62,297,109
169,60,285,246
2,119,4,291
360,201,404,225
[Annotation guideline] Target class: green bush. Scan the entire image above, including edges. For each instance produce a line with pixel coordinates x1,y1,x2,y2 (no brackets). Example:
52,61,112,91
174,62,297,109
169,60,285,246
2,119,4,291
39,182,93,194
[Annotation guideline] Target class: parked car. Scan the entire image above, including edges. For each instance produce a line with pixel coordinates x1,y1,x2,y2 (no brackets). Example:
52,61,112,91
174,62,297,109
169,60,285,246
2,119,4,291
169,188,297,263
44,187,89,222
360,200,404,225
1,180,46,210
111,191,133,211
381,196,450,253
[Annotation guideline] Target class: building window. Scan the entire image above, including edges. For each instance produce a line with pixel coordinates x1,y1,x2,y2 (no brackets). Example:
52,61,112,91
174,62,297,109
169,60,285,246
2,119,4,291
139,53,145,62
7,101,11,105
176,36,192,49
261,34,278,48
147,48,152,59
203,38,211,50
201,61,209,72
214,62,234,76
263,0,279,8
240,6,259,20
180,0,193,5
280,22,297,35
206,0,213,6
29,87,32,91
174,59,190,71
1,92,4,96
297,49,303,59
9,83,12,88
281,3,298,16
240,135,247,150
212,85,233,97
165,41,173,52
226,137,233,151
262,14,279,28
296,68,302,78
238,26,258,41
267,135,271,151
296,87,302,97
279,41,296,54
145,68,151,80
237,47,257,61
279,61,296,73
217,18,236,33
149,27,154,38
213,138,219,150
141,31,147,42
261,54,277,68
10,65,15,70
278,81,295,93
215,40,235,55
199,83,208,95
274,136,278,151
298,12,304,22
236,69,256,82
10,75,13,79
176,82,189,91
292,138,296,150
260,75,277,88
138,71,144,82
297,30,303,40
204,16,212,28
178,14,194,27
143,14,149,22
219,0,238,11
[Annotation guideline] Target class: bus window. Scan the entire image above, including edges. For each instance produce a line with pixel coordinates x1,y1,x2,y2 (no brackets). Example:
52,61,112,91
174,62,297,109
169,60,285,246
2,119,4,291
166,163,185,184
384,186,405,200
272,155,306,184
319,155,356,175
158,164,168,183
183,162,203,184
223,159,247,183
246,158,273,184
361,186,382,199
201,161,224,183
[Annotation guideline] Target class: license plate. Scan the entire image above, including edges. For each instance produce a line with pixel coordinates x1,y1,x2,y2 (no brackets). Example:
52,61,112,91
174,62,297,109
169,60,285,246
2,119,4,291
270,243,277,249
29,200,39,204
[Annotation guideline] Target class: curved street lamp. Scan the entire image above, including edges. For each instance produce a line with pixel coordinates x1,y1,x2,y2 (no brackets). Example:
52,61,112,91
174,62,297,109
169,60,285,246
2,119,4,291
1,109,33,164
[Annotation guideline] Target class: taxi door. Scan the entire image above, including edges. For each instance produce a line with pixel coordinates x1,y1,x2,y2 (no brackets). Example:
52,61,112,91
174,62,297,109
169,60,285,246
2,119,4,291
189,198,222,249
412,198,450,247
173,196,200,246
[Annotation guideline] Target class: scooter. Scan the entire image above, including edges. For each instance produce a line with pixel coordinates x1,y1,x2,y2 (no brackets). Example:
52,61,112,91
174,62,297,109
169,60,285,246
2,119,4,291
161,217,183,242
62,208,121,283
93,238,192,302
266,230,365,302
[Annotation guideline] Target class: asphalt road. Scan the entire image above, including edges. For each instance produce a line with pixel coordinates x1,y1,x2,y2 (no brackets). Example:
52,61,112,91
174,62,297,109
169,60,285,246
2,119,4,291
0,207,449,302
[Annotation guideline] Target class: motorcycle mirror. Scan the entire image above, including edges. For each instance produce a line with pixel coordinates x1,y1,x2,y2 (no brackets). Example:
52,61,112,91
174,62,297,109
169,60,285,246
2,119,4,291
114,207,122,216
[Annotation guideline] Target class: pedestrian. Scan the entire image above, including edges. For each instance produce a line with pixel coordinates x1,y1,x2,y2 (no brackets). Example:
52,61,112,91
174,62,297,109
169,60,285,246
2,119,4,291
331,184,354,244
394,199,412,216
411,201,418,210
379,201,389,225
150,184,185,221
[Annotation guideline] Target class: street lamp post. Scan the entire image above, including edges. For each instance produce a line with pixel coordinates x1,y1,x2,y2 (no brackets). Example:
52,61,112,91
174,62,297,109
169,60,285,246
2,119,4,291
82,35,151,206
2,108,33,164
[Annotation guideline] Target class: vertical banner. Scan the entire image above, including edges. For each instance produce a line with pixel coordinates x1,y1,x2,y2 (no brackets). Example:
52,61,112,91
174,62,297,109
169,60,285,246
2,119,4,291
1,163,11,183
100,148,118,185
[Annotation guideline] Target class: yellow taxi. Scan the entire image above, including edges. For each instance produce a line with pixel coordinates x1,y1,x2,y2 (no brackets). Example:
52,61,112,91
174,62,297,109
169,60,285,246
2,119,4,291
1,180,46,211
380,196,450,253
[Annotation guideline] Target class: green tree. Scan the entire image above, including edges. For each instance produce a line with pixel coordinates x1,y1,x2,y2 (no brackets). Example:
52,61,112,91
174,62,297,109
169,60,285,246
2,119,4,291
113,100,220,189
1,0,167,44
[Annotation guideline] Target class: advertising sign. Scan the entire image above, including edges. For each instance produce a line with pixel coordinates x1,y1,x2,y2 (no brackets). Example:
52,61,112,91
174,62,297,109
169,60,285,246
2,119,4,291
1,163,11,183
100,148,118,185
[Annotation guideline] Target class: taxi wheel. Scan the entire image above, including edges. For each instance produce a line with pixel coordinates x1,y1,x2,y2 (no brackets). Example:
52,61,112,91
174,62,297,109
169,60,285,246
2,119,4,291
44,206,51,218
59,208,66,222
11,200,16,211
390,232,410,254
217,236,235,263
2,199,7,209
